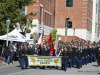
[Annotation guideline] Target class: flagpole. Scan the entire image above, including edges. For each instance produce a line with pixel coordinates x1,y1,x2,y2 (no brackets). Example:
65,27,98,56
42,26,44,35
50,30,51,34
54,30,58,55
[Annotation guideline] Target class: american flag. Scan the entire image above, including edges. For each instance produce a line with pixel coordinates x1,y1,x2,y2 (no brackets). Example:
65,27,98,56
41,30,44,46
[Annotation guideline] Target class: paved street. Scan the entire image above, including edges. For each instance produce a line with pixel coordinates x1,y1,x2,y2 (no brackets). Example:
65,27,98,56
0,62,100,75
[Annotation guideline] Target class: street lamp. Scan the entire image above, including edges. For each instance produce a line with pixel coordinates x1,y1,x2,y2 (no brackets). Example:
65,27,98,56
65,18,70,42
6,19,10,47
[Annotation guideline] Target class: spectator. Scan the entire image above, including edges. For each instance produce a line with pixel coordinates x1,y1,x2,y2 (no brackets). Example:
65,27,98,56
13,42,17,61
3,46,11,65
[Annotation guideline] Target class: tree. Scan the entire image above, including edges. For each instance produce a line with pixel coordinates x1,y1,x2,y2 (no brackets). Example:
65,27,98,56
0,0,36,35
17,10,37,33
51,29,60,41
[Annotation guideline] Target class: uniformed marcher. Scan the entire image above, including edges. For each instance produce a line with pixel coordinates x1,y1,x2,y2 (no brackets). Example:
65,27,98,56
88,45,93,63
18,45,24,66
97,47,100,66
77,46,82,69
37,45,42,55
20,45,28,69
82,47,85,65
41,45,46,56
72,45,77,67
92,46,96,62
27,45,33,55
61,47,69,71
84,46,88,65
68,47,73,68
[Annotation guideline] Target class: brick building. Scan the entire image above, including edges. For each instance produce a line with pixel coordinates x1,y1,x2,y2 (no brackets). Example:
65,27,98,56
55,0,99,42
25,0,55,40
25,0,100,42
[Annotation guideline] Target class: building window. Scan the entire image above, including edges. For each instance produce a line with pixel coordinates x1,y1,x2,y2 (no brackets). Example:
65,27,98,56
95,23,97,33
48,15,50,26
44,0,52,4
46,13,47,25
39,7,42,24
66,0,73,7
87,18,92,32
87,19,88,31
96,4,98,14
50,15,51,26
88,0,90,9
47,14,49,26
44,12,46,25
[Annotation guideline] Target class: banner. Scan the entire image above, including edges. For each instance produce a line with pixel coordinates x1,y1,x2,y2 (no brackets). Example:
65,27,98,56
27,56,62,67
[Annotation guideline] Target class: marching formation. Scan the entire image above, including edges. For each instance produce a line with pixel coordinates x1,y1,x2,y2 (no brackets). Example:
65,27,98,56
2,40,100,72
58,41,100,71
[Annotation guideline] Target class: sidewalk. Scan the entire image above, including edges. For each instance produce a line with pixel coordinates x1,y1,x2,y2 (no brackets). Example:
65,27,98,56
0,60,19,66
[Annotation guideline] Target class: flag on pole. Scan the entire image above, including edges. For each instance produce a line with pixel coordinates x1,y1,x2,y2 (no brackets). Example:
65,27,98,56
38,30,44,45
38,34,42,44
48,33,54,54
41,30,44,46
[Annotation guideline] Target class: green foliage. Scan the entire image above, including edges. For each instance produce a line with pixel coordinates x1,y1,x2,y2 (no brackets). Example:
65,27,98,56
0,0,36,35
25,28,31,33
52,29,57,41
51,29,60,41
57,34,60,40
22,6,25,10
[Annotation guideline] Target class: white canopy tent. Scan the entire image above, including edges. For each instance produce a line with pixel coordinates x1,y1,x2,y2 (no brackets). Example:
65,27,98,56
0,29,33,42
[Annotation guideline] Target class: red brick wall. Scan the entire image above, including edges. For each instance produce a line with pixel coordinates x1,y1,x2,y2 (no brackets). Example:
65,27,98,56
44,35,84,42
60,36,84,42
55,0,92,32
27,0,40,19
26,0,55,27
39,0,55,27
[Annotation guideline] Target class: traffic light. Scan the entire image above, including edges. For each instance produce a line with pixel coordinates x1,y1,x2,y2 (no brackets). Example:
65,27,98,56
65,18,70,28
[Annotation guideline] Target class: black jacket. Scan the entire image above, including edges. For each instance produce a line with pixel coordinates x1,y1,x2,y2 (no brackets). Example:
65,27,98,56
3,47,11,57
20,48,28,59
82,49,86,57
97,50,100,59
77,50,82,59
45,50,50,56
68,50,74,58
41,47,46,56
38,46,42,55
61,50,69,61
27,48,34,55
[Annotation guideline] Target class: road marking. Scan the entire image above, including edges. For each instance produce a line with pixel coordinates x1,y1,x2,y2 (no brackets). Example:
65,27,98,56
7,69,35,75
